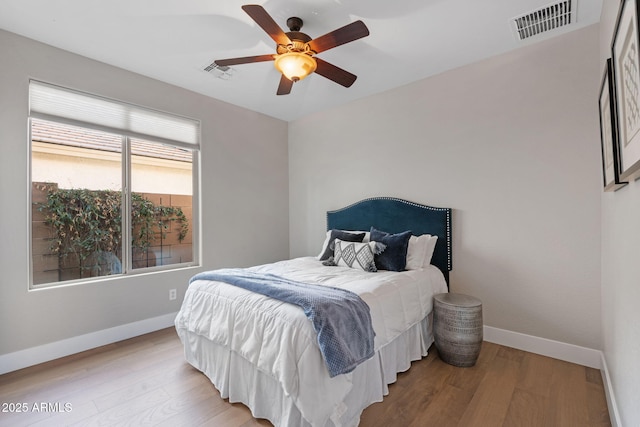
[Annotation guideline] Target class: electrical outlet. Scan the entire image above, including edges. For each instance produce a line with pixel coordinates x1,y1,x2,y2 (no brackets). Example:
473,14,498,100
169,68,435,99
169,289,177,301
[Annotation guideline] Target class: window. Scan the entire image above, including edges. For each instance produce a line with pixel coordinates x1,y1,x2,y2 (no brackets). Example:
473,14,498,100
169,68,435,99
29,81,199,288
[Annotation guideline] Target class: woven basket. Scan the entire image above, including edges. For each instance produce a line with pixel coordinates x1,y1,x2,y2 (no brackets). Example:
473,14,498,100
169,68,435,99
433,293,483,367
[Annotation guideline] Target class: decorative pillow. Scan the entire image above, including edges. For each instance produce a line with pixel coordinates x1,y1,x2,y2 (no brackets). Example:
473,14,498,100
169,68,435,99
317,230,370,259
422,234,438,268
318,230,366,261
328,239,386,272
405,234,439,270
405,234,428,270
370,227,412,272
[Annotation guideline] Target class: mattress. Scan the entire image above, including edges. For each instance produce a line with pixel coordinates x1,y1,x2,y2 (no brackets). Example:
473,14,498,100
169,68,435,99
175,256,448,426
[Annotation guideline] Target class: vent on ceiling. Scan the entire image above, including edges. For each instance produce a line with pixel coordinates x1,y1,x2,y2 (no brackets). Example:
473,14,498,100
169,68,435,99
202,62,234,80
511,0,575,41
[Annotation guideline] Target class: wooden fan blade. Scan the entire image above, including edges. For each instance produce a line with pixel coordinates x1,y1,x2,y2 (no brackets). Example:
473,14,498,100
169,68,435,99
242,4,291,45
276,74,294,95
214,54,275,67
308,20,369,54
314,58,357,88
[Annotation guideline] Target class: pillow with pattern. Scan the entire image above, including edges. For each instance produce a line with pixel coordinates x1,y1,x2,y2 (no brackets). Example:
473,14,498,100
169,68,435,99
324,239,386,272
318,230,367,261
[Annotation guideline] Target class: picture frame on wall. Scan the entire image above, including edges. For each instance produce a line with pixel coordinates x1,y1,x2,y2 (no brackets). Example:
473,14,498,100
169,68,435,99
599,59,627,191
612,0,640,181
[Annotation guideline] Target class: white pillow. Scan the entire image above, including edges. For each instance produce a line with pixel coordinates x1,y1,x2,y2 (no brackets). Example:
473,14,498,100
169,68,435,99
422,234,438,267
317,230,370,259
405,234,438,270
333,239,385,272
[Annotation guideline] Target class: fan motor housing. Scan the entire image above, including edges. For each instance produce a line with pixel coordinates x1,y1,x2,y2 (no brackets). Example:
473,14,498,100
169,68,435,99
286,31,312,43
285,17,311,45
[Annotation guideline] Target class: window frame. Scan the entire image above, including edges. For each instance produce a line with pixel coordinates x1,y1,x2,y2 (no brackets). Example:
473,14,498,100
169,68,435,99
28,82,200,290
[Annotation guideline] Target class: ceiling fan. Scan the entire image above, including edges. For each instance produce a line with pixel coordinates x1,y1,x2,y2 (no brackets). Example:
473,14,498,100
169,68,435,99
214,4,370,95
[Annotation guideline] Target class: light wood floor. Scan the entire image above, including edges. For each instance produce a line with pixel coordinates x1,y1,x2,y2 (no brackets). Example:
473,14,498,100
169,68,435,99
0,328,610,427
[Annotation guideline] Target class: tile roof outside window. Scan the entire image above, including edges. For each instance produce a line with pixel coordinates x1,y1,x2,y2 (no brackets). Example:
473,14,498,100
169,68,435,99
31,120,192,162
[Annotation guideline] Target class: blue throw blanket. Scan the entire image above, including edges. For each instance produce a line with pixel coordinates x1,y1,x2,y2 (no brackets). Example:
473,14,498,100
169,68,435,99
189,269,375,377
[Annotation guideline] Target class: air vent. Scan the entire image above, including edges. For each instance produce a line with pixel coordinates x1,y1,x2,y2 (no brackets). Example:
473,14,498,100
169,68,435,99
511,0,575,41
202,62,234,80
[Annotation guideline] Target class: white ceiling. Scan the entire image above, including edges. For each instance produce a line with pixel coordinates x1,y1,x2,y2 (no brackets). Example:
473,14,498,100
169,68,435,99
0,0,602,122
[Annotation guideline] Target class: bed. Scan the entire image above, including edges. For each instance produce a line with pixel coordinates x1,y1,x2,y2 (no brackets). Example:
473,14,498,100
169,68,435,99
175,197,452,426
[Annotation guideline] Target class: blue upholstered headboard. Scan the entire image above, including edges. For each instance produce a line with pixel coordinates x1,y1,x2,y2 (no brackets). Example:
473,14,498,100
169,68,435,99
327,197,452,284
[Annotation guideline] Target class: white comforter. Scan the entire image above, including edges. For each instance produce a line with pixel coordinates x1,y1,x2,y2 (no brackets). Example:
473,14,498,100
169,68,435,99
175,257,447,426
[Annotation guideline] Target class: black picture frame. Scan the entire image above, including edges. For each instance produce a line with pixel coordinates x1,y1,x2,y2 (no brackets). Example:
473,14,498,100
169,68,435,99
612,0,640,181
599,58,627,191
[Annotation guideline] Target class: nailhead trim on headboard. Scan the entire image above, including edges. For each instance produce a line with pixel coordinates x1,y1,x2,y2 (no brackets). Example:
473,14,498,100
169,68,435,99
326,197,452,273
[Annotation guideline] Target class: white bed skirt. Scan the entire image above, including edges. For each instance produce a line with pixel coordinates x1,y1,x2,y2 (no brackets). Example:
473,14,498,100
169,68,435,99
177,313,434,427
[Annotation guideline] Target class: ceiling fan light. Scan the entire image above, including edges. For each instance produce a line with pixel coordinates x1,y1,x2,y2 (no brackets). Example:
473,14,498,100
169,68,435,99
274,52,317,82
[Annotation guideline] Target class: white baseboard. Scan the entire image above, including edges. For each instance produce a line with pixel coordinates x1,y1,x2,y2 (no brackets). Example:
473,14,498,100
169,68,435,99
483,326,622,427
483,325,602,369
600,352,623,427
0,312,178,375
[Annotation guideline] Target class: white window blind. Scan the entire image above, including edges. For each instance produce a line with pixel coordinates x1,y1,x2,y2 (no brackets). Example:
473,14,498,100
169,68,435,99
29,80,200,147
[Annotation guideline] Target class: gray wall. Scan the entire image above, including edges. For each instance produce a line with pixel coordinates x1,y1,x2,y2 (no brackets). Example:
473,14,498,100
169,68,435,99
289,25,602,350
0,29,289,355
599,1,640,425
